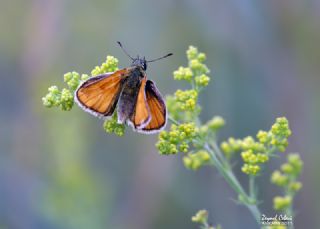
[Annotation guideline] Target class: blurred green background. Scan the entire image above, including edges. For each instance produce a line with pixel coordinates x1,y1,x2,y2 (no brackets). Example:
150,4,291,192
1,0,319,228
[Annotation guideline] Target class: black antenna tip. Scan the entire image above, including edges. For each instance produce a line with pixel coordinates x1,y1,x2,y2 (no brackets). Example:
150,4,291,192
117,41,122,47
167,53,173,56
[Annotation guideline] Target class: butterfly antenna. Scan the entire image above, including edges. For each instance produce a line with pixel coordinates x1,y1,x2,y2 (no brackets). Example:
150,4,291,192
117,41,134,60
147,53,173,63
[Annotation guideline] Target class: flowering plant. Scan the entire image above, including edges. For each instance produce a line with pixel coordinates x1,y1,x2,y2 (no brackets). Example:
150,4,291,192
42,46,303,228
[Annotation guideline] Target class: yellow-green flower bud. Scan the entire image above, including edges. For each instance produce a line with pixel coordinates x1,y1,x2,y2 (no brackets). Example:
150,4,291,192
169,130,180,144
60,88,74,111
197,53,206,62
257,130,269,144
241,150,254,163
173,67,193,82
208,116,225,131
42,85,61,108
191,209,208,224
174,89,198,111
103,115,125,137
186,46,198,60
289,181,302,192
271,170,289,186
190,59,201,70
81,74,90,81
273,196,292,211
114,126,125,136
281,163,294,174
269,117,292,152
221,141,231,154
179,142,189,153
195,74,210,87
287,153,303,175
64,71,81,91
241,164,260,175
183,156,192,168
156,140,178,155
198,150,210,162
91,56,119,76
183,150,210,170
257,153,269,163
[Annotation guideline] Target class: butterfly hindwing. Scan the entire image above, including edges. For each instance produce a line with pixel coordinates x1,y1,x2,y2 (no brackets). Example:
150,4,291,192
129,76,151,129
140,80,166,133
75,69,129,118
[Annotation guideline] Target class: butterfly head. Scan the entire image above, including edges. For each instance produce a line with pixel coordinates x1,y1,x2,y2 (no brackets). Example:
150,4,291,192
131,56,147,71
117,41,172,72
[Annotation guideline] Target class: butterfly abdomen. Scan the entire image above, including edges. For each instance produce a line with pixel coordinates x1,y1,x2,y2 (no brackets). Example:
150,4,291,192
117,73,142,124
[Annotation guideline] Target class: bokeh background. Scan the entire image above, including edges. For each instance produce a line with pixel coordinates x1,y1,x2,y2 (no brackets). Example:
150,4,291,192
1,0,319,228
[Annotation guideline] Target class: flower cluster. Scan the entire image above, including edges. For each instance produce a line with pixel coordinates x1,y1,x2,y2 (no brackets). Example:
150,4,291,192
183,150,210,170
42,86,74,111
271,153,303,211
220,117,291,175
220,138,242,159
220,136,268,175
187,46,209,78
270,117,292,152
103,113,125,137
42,55,126,135
63,72,89,91
156,46,215,170
174,66,193,82
91,56,119,76
168,46,210,122
241,149,269,175
256,117,292,152
42,71,91,111
174,89,198,111
156,123,198,155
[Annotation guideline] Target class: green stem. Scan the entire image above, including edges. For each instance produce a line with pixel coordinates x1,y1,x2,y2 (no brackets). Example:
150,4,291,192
210,141,230,169
285,179,295,229
202,221,210,229
168,115,180,125
204,143,261,224
249,175,256,200
286,205,294,229
204,144,242,192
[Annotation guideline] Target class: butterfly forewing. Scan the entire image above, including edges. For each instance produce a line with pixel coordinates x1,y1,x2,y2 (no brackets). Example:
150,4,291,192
141,80,166,133
75,69,129,117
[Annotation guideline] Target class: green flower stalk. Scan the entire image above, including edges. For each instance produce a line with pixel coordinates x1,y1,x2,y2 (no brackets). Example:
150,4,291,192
42,46,304,228
271,153,303,229
156,46,303,227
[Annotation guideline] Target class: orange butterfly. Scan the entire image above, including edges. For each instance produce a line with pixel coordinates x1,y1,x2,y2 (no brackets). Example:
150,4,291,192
75,42,172,134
